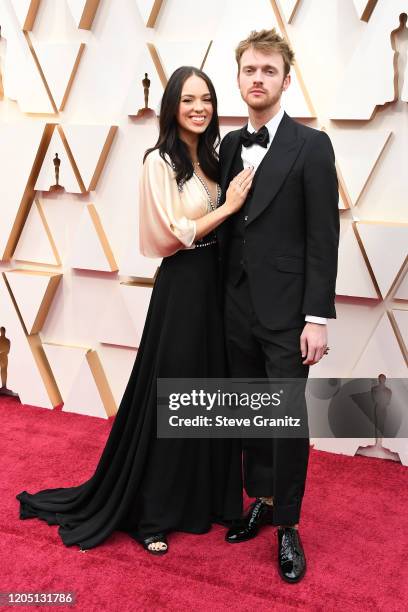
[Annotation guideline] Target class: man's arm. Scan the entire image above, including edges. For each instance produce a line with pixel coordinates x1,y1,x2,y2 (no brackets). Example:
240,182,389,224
302,130,339,318
300,130,339,364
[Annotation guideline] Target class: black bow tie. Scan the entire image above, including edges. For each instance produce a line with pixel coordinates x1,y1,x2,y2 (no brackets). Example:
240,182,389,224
240,125,269,148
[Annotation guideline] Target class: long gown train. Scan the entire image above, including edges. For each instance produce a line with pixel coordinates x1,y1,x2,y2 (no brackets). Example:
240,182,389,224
16,243,243,550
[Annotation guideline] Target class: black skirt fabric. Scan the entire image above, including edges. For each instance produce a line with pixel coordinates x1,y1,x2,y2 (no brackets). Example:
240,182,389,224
16,244,243,550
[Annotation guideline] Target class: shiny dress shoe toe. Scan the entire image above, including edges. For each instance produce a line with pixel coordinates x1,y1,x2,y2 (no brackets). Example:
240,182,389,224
225,499,274,543
277,527,306,583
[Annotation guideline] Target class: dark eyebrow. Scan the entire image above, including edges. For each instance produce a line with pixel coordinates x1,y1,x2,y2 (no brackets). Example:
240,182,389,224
242,64,277,70
181,93,212,97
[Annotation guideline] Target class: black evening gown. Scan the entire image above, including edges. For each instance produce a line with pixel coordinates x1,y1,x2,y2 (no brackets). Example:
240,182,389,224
16,243,243,550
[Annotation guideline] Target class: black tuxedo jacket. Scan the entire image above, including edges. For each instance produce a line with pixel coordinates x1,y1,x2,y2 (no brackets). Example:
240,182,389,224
217,112,340,330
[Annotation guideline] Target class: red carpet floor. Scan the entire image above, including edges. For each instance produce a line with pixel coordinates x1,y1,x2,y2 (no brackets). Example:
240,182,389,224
1,395,408,612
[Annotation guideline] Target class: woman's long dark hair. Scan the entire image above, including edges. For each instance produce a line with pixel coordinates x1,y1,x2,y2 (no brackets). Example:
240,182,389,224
144,66,220,184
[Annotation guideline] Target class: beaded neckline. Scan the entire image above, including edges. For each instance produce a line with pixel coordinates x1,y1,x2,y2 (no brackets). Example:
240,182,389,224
193,171,221,212
172,160,220,212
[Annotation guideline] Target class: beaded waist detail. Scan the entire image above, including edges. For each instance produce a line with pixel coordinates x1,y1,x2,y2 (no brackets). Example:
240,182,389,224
194,238,217,248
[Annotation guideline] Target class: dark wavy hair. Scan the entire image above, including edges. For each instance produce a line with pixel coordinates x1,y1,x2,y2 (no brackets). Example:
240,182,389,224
144,66,220,184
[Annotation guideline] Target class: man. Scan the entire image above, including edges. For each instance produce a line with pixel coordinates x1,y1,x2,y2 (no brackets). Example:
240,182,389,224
217,29,339,583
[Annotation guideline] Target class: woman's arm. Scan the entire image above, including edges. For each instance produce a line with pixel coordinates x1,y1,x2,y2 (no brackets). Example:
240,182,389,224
139,152,196,258
194,168,253,240
139,152,253,257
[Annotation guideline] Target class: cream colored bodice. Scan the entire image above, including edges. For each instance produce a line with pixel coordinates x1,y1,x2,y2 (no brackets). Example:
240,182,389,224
139,149,218,258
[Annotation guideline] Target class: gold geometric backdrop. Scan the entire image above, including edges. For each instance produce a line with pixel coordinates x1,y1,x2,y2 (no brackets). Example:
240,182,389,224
0,0,406,462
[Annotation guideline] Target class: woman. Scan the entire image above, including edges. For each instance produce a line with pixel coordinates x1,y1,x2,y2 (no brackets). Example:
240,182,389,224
16,66,253,555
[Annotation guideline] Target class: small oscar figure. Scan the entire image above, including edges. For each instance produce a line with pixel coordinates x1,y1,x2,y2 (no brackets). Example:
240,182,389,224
135,72,155,118
0,326,17,397
371,374,392,441
49,152,64,192
143,72,150,108
357,373,400,461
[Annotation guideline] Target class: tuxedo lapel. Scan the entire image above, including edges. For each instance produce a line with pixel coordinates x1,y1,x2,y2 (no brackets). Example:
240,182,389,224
247,113,305,225
220,128,245,196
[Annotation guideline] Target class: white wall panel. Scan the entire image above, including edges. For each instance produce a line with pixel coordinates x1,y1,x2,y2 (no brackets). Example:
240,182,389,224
330,0,407,119
0,275,54,408
328,128,391,206
62,352,109,419
13,200,60,266
98,344,137,407
352,313,407,378
356,222,408,298
31,40,84,111
276,0,303,24
335,221,378,299
0,122,47,260
395,273,408,301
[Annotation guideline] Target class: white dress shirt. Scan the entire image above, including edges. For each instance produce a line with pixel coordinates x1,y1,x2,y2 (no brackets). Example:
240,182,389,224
241,107,327,325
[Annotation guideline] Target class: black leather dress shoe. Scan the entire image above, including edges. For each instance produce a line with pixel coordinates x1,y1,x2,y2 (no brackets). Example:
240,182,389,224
277,527,306,583
225,499,274,543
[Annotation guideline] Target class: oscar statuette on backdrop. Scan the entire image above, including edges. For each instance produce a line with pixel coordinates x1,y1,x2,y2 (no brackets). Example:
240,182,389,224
49,153,65,193
135,72,155,118
0,327,18,397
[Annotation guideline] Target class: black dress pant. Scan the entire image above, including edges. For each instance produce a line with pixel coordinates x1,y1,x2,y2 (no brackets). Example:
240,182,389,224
224,272,310,526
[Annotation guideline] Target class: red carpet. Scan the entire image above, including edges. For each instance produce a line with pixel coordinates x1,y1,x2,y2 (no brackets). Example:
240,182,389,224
2,395,408,611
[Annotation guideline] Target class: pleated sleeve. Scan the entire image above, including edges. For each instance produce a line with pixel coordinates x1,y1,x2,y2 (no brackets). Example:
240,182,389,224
139,150,197,258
